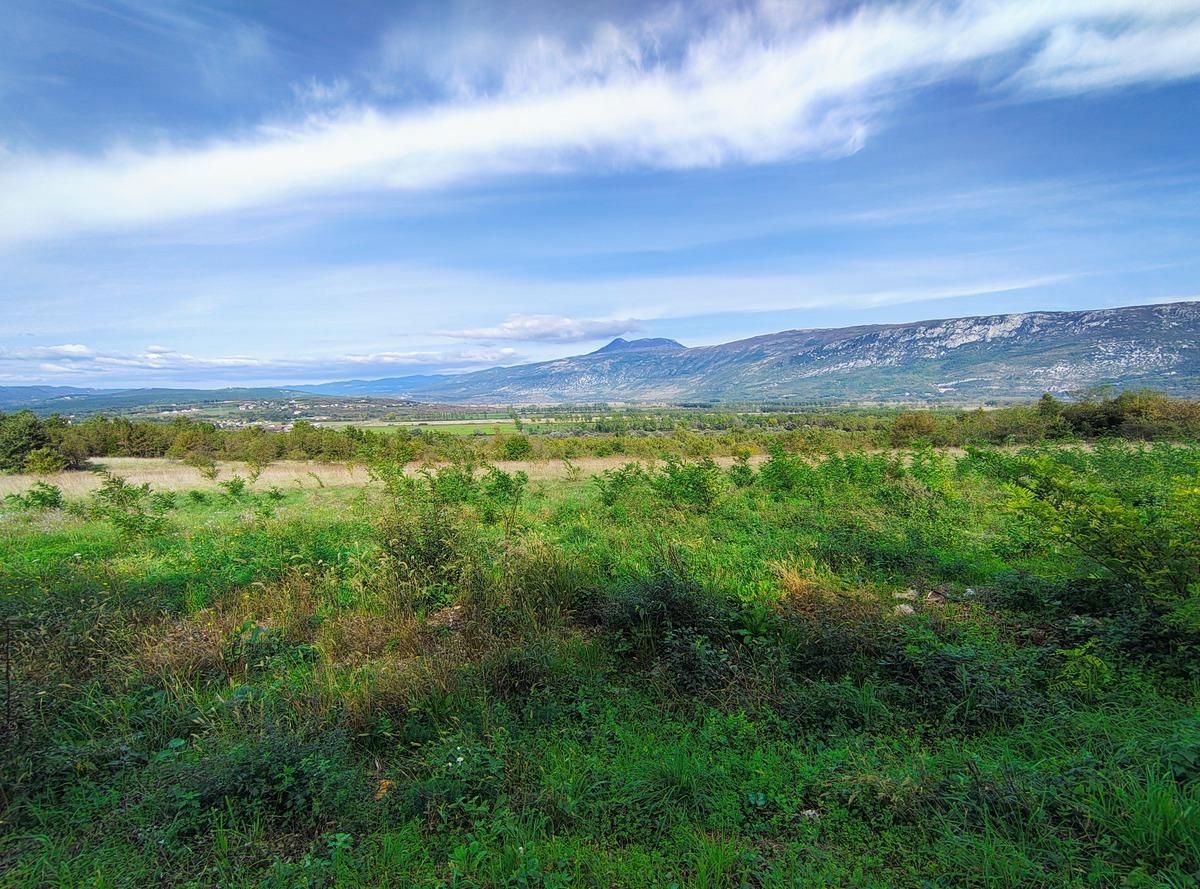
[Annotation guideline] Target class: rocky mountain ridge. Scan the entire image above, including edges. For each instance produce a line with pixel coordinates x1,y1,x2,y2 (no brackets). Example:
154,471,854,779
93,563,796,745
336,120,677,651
309,301,1200,403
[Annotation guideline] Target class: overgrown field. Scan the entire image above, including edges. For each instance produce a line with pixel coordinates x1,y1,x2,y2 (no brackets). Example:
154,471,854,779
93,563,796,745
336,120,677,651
1,441,1198,887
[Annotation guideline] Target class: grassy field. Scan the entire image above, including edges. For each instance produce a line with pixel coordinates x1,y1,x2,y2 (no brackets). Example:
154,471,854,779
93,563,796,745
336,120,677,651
1,441,1198,886
0,458,370,498
0,455,768,498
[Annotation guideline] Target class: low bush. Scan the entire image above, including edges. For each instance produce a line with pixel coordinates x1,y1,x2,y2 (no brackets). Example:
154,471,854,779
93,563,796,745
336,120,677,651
4,480,65,510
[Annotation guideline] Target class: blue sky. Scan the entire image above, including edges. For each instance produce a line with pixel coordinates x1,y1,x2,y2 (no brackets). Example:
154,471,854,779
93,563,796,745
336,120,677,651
1,0,1198,387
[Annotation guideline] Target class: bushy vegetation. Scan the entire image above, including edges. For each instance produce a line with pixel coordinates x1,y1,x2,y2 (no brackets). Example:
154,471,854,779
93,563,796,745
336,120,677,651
3,390,1199,476
1,433,1198,886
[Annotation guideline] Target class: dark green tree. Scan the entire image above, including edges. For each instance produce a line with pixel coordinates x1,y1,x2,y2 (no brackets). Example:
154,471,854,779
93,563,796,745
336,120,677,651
0,410,49,473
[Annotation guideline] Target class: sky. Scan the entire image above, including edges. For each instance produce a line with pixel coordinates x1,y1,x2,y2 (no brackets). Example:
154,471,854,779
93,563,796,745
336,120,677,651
1,0,1199,388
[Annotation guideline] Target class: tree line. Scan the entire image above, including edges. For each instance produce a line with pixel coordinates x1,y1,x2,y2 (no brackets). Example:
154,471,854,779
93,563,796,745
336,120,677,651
2,389,1198,474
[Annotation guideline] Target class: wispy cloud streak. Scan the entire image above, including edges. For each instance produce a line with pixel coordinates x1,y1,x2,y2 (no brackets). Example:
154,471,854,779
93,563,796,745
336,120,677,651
443,314,639,342
3,1,1199,245
0,343,521,384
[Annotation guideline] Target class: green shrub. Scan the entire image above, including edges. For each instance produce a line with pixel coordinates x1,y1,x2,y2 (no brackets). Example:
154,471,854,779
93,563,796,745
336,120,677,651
478,465,527,527
892,411,936,446
4,480,65,510
977,443,1200,661
726,449,756,487
593,461,650,506
88,469,173,536
218,474,249,498
22,446,67,475
757,443,811,494
651,458,725,509
500,434,533,460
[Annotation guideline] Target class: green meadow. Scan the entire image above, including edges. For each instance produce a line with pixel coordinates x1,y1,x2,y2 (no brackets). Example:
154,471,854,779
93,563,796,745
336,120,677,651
1,417,1198,886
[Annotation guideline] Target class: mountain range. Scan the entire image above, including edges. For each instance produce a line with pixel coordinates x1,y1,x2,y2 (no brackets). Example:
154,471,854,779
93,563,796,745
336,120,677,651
3,301,1198,412
298,301,1200,404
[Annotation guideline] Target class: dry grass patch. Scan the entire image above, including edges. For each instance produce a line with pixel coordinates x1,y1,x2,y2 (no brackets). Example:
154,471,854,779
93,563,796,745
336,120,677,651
317,610,421,666
773,558,858,611
0,458,371,497
0,454,777,500
137,609,239,679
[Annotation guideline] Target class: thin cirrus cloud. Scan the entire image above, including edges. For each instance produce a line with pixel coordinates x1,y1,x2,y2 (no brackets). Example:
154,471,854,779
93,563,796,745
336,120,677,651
442,314,640,343
2,1,1200,246
1010,17,1200,93
0,343,523,384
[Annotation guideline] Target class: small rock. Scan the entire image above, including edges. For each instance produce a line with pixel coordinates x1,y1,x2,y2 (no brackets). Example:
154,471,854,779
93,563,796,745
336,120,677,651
800,808,821,819
893,603,915,616
893,589,918,601
924,590,946,605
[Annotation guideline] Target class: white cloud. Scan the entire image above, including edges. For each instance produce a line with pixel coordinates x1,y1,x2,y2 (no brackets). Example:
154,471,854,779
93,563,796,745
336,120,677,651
30,343,94,357
444,314,639,342
0,343,522,384
2,1,1199,245
1012,19,1200,93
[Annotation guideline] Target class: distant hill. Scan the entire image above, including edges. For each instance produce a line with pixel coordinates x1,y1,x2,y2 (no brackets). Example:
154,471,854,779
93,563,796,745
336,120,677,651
306,302,1200,403
589,337,686,354
0,387,307,413
293,374,450,397
0,386,107,409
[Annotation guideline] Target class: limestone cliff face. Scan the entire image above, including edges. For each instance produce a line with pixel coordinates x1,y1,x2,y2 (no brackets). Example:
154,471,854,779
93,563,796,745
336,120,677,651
314,302,1200,403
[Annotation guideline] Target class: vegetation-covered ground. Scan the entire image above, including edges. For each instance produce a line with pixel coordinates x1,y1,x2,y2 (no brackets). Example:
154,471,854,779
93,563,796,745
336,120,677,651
4,389,1199,476
1,432,1198,886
